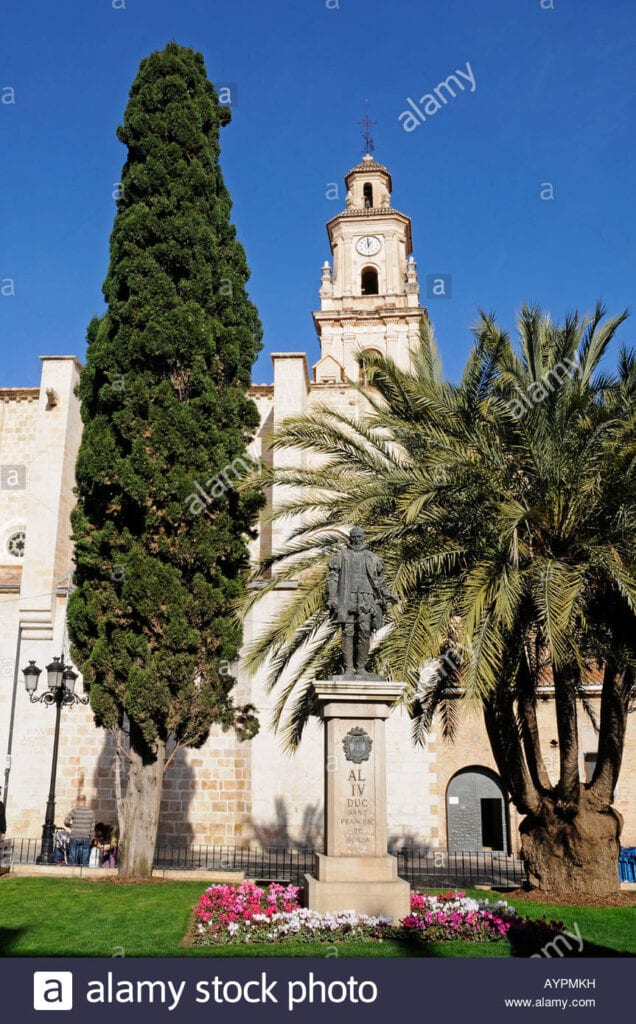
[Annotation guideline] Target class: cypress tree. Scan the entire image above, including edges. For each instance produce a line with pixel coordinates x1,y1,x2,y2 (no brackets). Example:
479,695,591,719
67,42,262,876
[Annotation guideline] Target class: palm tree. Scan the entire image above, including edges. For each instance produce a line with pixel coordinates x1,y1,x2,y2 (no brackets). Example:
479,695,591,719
241,307,635,897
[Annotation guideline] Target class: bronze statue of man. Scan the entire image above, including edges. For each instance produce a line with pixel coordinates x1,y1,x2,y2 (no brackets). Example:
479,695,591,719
327,527,397,679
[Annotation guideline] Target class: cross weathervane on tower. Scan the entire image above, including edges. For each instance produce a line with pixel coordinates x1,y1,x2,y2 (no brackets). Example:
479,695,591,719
357,104,377,156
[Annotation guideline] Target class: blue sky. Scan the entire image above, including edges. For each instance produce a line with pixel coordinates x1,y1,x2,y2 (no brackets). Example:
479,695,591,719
0,0,634,387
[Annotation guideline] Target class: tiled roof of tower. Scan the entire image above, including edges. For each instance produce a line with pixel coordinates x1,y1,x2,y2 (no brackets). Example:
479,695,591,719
347,157,390,175
345,153,393,191
327,206,410,223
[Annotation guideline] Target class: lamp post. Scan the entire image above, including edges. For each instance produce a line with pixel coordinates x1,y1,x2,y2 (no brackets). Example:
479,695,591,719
23,656,89,864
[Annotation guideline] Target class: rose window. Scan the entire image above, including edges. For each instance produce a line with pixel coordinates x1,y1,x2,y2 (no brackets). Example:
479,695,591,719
7,531,26,558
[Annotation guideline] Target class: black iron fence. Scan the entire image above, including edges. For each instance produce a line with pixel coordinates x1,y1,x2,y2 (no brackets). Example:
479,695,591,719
5,838,526,888
153,843,316,883
1,838,40,867
395,848,527,889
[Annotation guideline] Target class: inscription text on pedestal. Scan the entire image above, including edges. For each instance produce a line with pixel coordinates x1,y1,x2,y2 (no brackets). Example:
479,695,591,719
338,726,375,853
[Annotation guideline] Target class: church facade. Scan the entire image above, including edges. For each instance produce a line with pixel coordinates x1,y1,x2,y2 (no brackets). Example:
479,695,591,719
1,155,634,855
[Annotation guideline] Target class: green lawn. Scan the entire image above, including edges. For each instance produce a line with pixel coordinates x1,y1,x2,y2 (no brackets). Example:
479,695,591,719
0,878,633,958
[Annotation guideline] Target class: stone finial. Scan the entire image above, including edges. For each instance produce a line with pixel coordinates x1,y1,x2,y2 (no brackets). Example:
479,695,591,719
320,261,333,298
405,255,419,294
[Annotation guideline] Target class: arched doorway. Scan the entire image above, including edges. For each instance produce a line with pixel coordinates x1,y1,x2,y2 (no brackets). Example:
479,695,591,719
446,767,509,854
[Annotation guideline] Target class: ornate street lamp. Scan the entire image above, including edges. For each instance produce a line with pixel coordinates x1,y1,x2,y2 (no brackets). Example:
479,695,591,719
23,656,89,864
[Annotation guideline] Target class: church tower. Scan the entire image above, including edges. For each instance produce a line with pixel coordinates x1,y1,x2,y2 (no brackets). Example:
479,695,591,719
313,153,428,384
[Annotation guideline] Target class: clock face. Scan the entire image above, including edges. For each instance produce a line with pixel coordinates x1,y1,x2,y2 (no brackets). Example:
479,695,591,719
356,235,381,256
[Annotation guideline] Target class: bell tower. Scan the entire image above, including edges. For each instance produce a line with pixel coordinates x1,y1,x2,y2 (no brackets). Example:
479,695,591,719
313,153,428,384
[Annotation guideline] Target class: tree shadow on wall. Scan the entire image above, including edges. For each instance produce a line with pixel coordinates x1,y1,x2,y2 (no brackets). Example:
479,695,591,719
251,797,323,850
91,732,120,838
156,746,195,850
92,735,195,857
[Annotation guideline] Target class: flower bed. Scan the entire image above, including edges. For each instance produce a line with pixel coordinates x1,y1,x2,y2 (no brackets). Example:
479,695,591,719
190,883,561,948
191,881,387,944
403,890,516,942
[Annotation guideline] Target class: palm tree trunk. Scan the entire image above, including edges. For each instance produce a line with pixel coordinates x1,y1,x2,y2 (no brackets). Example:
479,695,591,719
517,665,623,897
591,663,632,804
553,665,580,810
517,656,552,792
488,669,622,897
519,787,622,897
484,688,541,815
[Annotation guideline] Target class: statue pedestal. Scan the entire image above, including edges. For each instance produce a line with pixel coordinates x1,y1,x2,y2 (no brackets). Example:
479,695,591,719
304,679,410,921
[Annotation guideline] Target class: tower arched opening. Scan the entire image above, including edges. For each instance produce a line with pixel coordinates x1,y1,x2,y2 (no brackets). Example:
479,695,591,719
361,266,379,295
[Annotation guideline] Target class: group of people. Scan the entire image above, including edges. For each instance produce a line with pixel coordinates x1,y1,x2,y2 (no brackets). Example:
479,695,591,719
0,789,117,868
59,796,118,867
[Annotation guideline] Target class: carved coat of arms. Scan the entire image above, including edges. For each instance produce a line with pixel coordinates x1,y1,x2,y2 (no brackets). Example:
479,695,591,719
342,726,373,764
